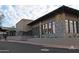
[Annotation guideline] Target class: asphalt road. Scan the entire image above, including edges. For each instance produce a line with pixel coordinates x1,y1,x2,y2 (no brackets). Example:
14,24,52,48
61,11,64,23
0,41,79,53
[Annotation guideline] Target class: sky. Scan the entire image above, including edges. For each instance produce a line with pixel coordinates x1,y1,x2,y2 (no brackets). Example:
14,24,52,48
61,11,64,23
0,0,79,27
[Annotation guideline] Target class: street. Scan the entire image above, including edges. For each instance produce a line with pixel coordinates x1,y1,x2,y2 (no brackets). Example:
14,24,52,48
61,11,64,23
0,41,79,53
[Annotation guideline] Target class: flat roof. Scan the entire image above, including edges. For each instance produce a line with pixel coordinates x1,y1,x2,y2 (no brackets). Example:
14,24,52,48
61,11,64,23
16,18,33,25
28,5,79,26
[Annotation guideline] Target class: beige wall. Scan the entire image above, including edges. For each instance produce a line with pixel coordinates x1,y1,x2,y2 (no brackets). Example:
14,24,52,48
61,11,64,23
65,13,78,21
31,12,79,37
32,12,65,28
16,19,32,32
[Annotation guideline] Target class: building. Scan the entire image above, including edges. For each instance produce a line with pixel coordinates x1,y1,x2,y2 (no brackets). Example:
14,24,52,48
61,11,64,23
0,27,16,39
2,27,16,36
16,19,32,36
16,5,79,38
0,11,16,38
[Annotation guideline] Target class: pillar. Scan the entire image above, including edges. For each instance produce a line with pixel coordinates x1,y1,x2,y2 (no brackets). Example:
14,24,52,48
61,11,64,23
39,22,42,38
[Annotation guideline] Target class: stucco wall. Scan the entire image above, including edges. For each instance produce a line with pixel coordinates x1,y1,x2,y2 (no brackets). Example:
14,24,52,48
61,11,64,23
31,12,66,38
16,19,32,32
16,19,32,35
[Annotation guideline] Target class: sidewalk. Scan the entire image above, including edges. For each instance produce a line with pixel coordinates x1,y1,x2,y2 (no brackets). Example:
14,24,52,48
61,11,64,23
0,39,78,49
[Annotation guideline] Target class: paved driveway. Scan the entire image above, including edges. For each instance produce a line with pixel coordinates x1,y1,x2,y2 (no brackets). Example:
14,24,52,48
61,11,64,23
0,41,79,53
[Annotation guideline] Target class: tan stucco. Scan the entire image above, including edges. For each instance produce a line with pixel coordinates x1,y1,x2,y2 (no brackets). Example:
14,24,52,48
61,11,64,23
16,19,32,32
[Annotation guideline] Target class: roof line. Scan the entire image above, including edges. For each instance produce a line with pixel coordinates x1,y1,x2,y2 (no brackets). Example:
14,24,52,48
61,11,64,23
28,5,79,25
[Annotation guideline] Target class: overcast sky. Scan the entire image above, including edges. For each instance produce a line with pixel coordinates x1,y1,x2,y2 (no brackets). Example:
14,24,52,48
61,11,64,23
0,0,79,27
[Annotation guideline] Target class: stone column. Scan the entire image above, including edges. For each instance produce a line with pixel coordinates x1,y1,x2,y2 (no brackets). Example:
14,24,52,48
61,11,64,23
39,22,42,38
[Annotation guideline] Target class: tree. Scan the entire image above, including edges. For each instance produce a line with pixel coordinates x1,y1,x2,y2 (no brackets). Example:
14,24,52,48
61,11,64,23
0,11,4,28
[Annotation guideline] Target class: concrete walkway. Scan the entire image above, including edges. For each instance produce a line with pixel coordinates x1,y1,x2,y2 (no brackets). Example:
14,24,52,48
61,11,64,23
0,39,78,49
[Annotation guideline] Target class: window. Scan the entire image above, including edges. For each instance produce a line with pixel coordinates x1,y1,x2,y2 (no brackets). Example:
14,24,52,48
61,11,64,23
42,24,48,34
45,24,48,29
49,22,52,29
53,22,55,33
76,21,79,33
48,22,52,34
48,22,55,34
70,20,73,33
74,21,77,33
43,25,45,29
65,20,79,34
65,20,68,33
